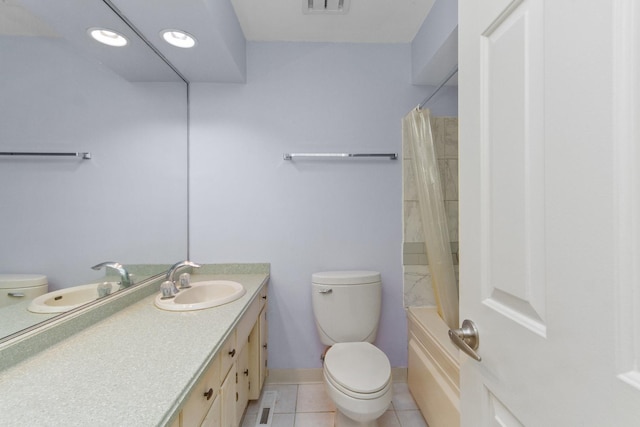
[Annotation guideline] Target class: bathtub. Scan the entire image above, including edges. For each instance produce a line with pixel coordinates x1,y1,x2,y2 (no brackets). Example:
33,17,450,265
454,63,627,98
407,306,460,427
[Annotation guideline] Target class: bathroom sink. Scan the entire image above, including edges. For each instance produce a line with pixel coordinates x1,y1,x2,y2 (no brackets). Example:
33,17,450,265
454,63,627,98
154,280,246,312
28,281,121,314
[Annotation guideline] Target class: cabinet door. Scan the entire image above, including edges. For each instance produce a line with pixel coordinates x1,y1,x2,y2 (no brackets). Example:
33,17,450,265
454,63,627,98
200,393,221,427
236,344,250,423
248,306,268,401
259,306,268,390
220,331,237,383
182,355,221,427
220,364,236,427
247,321,260,401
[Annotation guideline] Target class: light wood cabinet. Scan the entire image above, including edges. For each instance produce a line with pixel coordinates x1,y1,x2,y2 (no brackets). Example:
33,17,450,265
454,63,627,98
248,305,268,400
177,285,268,427
220,331,237,383
235,344,250,423
258,286,268,394
200,394,221,427
181,353,222,427
220,363,236,427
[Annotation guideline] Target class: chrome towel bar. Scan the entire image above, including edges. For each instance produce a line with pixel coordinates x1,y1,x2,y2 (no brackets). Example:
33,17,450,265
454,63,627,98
283,152,397,160
0,152,91,159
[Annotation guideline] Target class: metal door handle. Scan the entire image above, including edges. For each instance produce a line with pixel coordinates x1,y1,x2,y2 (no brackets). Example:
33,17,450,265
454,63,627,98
448,319,482,361
318,288,332,294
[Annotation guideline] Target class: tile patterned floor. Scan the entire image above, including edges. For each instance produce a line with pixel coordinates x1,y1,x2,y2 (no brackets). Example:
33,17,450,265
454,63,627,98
241,383,428,427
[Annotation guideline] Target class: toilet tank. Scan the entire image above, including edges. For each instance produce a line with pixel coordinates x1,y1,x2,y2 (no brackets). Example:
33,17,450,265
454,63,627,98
312,271,381,346
0,274,48,308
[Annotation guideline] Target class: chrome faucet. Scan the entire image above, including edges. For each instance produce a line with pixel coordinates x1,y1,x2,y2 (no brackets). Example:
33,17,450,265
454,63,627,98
91,261,133,289
167,260,201,286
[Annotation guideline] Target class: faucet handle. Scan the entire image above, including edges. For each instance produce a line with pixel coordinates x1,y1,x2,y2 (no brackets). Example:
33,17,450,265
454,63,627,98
160,281,177,299
179,273,191,289
97,282,112,298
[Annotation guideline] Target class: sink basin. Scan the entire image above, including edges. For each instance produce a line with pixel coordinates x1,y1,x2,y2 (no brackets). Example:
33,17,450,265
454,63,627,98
28,281,121,314
154,280,246,312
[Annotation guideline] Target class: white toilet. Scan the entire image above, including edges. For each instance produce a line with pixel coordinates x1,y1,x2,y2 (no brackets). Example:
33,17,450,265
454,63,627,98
0,274,48,308
312,271,392,427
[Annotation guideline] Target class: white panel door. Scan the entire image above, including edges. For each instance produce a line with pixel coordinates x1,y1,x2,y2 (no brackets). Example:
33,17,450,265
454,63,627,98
459,0,640,425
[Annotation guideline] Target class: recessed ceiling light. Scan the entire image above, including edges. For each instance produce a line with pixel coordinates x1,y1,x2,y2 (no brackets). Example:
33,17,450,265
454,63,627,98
88,28,128,47
161,29,197,48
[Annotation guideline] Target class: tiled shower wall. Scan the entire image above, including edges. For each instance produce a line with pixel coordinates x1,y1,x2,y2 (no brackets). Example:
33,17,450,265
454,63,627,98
402,117,459,307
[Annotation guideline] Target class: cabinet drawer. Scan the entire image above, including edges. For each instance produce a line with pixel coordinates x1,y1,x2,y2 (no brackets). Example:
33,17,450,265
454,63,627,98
236,296,260,349
220,330,237,381
181,354,221,427
258,286,268,310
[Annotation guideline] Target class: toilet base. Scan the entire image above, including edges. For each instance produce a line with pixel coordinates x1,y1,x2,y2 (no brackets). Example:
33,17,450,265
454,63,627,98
335,410,378,427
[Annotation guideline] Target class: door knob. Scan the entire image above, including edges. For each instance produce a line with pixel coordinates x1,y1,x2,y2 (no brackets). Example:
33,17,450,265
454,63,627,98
448,319,482,361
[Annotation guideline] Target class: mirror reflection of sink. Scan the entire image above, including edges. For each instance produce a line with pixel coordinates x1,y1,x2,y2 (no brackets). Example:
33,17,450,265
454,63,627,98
28,282,120,314
154,280,246,312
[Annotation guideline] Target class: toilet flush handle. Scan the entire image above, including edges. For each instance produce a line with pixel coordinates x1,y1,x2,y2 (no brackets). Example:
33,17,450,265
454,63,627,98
318,288,333,294
8,292,25,298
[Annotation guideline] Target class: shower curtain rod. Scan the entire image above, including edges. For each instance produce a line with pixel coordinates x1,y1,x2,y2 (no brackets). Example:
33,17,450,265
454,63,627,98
417,65,458,110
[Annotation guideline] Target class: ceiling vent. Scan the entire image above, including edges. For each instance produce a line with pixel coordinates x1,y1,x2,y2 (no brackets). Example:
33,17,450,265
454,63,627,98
304,0,350,14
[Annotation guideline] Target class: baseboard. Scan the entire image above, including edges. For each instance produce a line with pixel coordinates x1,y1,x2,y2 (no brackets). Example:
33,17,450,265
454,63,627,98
392,367,407,383
266,368,323,384
265,367,408,385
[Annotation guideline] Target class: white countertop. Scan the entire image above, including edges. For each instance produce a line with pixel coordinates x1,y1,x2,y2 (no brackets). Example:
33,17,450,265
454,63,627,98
0,273,268,427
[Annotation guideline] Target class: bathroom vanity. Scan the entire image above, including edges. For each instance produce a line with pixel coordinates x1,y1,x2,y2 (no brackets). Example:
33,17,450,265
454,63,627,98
0,265,269,427
178,281,268,427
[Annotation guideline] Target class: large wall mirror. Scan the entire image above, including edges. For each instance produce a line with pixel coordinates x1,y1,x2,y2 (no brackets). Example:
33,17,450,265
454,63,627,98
0,1,188,341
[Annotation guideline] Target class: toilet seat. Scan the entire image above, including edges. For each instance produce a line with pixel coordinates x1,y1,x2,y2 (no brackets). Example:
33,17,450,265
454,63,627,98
324,342,391,400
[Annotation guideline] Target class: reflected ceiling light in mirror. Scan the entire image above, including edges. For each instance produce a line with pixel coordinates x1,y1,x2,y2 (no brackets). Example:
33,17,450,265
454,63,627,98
161,29,197,48
88,28,128,47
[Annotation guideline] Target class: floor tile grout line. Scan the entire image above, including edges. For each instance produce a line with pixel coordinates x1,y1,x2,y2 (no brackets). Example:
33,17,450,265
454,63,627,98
248,382,427,427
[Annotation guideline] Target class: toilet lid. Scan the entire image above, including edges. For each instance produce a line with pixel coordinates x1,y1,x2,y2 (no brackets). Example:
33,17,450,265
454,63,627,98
0,274,47,289
324,342,391,394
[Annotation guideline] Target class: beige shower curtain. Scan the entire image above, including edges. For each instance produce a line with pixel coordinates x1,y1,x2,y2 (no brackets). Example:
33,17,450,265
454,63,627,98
402,108,459,329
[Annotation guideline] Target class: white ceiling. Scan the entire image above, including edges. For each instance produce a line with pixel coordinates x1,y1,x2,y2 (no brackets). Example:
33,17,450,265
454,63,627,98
4,0,445,82
231,0,436,43
0,0,56,36
3,0,436,43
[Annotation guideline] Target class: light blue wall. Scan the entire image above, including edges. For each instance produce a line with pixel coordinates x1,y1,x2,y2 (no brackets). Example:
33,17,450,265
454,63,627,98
412,0,458,87
189,42,440,369
0,37,188,290
3,34,457,368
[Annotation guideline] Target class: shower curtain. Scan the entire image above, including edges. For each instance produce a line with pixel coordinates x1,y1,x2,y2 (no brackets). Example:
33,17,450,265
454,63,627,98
402,108,459,330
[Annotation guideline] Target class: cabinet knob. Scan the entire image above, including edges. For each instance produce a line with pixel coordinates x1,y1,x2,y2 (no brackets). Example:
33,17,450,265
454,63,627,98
204,388,213,401
243,369,249,376
263,344,268,349
262,295,267,300
228,348,236,357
